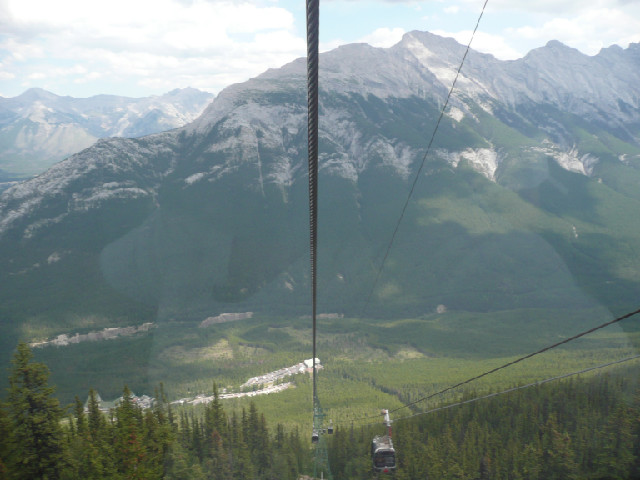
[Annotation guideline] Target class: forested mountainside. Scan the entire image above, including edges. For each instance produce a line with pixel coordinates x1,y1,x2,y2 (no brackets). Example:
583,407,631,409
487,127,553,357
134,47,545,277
1,343,638,479
2,32,639,322
0,87,213,177
0,31,639,400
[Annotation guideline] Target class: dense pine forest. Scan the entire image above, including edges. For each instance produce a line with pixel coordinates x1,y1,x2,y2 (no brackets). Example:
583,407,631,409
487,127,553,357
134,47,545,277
1,342,639,479
331,370,640,479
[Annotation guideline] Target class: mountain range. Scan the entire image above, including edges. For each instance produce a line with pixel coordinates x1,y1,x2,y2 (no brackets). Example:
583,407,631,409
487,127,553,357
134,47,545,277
0,87,214,180
1,31,640,370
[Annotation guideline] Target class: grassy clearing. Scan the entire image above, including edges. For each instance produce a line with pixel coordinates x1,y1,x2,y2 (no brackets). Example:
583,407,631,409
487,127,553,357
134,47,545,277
30,313,640,431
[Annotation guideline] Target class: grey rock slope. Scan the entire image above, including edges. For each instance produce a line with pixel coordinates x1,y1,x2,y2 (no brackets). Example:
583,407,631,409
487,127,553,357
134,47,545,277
0,87,214,176
1,31,639,345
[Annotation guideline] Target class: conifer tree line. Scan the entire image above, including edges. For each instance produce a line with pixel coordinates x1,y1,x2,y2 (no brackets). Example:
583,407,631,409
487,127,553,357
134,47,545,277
2,341,640,479
327,371,640,479
0,343,310,479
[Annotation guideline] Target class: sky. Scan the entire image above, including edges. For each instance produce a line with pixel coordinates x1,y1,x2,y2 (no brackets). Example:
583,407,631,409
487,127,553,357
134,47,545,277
1,0,639,99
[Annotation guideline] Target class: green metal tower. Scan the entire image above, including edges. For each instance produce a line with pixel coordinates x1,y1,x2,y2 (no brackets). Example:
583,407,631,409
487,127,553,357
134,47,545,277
312,403,333,479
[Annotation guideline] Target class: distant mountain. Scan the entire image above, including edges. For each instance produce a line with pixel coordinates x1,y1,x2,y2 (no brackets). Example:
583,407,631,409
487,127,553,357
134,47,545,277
1,31,640,358
0,87,214,176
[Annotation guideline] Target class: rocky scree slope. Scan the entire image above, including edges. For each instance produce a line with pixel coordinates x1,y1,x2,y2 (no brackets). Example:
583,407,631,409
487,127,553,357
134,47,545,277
0,87,214,177
1,32,640,337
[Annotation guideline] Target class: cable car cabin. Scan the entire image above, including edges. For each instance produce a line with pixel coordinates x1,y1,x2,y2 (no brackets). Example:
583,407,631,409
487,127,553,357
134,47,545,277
372,435,396,473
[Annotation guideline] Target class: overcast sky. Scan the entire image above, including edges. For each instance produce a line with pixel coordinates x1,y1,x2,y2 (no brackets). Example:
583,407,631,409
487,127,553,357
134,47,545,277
1,0,639,99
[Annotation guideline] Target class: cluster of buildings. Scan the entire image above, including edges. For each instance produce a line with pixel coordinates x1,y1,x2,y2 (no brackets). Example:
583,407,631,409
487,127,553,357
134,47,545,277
176,382,293,406
240,358,321,389
30,322,156,348
86,391,155,412
171,358,322,407
90,358,322,410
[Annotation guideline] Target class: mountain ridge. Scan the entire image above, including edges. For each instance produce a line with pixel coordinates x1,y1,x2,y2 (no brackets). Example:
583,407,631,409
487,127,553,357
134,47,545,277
0,87,214,177
1,31,639,343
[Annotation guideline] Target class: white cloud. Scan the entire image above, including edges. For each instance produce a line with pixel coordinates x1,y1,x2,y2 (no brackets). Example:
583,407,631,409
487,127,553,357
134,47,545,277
439,1,640,59
0,38,44,61
460,0,630,15
432,29,524,60
320,39,347,53
6,0,296,53
2,0,640,97
0,0,306,96
358,27,406,48
508,7,640,55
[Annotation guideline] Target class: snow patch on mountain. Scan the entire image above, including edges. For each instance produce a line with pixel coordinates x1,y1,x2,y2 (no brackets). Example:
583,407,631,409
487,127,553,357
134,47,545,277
25,101,54,123
1,87,213,176
439,148,500,181
1,33,639,246
618,154,640,166
0,197,42,237
375,141,416,180
70,186,151,212
532,145,599,176
23,214,67,239
322,153,359,182
462,149,500,181
0,134,177,239
185,172,206,185
399,32,491,100
267,155,302,188
555,149,598,176
47,251,63,264
448,107,464,122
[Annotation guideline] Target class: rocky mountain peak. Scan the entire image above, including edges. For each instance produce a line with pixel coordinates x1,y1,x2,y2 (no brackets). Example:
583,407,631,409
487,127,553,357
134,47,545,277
1,30,640,339
0,87,214,177
16,87,61,103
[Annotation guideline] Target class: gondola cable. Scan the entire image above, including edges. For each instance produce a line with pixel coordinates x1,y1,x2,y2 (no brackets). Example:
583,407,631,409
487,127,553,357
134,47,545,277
306,0,319,414
301,0,637,472
306,0,334,477
360,0,490,318
361,353,640,428
389,306,640,416
350,305,640,424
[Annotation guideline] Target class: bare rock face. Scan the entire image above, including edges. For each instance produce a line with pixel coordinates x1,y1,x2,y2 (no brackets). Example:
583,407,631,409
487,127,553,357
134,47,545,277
1,31,639,332
0,87,214,176
30,322,156,348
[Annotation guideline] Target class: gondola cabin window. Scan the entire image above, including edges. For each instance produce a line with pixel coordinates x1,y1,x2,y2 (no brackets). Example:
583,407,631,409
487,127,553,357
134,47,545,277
372,435,396,473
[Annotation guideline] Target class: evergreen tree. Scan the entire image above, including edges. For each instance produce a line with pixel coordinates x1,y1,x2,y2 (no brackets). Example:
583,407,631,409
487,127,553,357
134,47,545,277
206,430,232,480
632,387,640,479
86,389,105,441
165,442,207,480
205,383,228,444
5,342,67,479
594,404,635,479
67,395,105,479
144,387,174,478
0,405,9,480
178,410,191,450
113,385,147,479
534,414,577,480
73,396,86,437
230,411,255,480
191,414,204,462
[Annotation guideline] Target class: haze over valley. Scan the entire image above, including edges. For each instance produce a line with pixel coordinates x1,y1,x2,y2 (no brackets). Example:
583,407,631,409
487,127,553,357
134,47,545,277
0,87,214,182
0,28,639,479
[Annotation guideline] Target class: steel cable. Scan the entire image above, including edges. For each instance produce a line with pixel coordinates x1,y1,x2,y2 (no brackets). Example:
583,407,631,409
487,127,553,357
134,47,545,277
360,0,490,318
306,0,320,409
361,354,640,428
349,306,640,424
